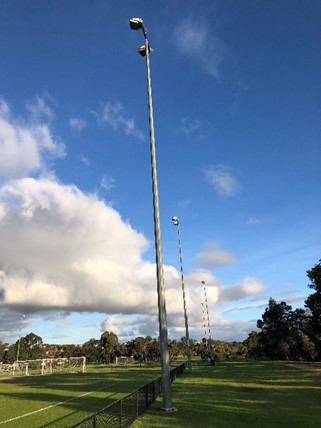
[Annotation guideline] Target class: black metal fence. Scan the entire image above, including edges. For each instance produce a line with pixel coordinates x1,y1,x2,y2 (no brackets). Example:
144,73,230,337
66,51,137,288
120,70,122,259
70,363,186,428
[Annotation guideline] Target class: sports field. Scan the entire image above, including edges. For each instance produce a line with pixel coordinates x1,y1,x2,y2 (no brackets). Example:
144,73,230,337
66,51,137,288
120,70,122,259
2,360,321,428
133,360,321,428
0,364,162,427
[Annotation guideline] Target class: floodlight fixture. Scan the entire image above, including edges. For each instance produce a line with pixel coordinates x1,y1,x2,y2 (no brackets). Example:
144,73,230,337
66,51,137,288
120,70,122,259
138,45,154,57
172,216,179,226
129,17,144,30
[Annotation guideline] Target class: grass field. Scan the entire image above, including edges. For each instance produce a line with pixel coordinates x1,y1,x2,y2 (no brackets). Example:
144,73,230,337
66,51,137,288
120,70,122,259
133,360,321,428
1,360,321,427
0,364,162,427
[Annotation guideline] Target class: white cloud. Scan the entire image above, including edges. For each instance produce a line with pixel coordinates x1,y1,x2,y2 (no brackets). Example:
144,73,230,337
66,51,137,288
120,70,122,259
98,101,145,141
79,154,90,166
180,117,212,139
0,99,268,345
100,315,129,337
25,95,55,122
173,18,226,82
247,216,262,225
100,175,116,191
204,165,240,197
0,99,65,181
210,319,258,342
100,314,158,339
195,241,237,269
69,117,87,131
0,177,160,314
219,277,265,305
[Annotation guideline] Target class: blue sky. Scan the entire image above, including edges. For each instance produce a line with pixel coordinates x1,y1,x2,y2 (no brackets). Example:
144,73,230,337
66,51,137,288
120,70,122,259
0,1,320,346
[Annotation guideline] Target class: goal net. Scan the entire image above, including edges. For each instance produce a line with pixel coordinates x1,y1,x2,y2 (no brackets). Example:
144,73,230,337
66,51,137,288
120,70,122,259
8,357,86,376
115,356,134,365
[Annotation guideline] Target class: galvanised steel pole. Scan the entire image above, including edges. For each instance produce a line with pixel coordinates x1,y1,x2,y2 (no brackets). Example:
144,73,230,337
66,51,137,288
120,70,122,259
129,18,173,410
202,281,215,362
16,314,25,362
144,35,173,411
172,217,191,370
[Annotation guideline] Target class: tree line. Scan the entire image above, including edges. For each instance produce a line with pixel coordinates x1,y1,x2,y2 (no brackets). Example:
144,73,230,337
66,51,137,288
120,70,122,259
1,260,320,364
0,330,245,364
245,260,321,360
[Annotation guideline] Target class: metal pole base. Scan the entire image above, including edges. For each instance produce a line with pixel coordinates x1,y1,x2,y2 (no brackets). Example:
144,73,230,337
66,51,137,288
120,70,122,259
160,406,178,412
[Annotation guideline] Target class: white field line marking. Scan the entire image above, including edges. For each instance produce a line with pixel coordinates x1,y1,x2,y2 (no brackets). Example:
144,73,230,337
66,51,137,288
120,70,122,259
0,379,124,425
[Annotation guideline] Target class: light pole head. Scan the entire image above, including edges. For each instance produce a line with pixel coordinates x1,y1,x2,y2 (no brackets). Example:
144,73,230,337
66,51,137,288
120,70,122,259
129,18,144,30
138,44,153,56
172,216,179,226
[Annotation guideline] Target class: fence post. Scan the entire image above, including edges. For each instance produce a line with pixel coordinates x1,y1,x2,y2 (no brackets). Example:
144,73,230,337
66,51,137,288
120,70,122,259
136,390,139,417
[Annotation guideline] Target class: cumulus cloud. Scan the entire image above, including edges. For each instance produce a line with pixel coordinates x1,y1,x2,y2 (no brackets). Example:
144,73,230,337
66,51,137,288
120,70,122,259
0,177,159,314
0,99,65,181
204,164,240,197
100,314,158,339
0,98,268,344
173,18,226,82
195,241,237,269
212,318,258,342
219,277,265,305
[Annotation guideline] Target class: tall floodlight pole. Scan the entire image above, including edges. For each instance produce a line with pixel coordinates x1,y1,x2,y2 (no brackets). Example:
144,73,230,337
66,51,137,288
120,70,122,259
202,281,214,361
16,314,25,362
202,281,215,363
129,18,173,411
172,217,191,370
201,302,208,351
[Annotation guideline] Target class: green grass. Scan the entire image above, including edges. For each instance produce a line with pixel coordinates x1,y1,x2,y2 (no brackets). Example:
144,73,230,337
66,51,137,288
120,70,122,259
0,364,162,427
2,360,321,427
132,360,321,428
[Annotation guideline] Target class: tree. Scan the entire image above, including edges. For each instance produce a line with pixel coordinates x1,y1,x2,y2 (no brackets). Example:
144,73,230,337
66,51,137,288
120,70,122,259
244,331,261,358
15,333,44,360
0,342,11,363
169,339,180,360
145,338,160,361
305,260,321,357
126,336,149,362
100,331,119,363
257,298,312,360
82,339,102,363
257,298,294,359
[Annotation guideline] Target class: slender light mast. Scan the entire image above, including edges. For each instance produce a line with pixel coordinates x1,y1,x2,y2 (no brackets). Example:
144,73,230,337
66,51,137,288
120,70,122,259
16,314,25,362
129,18,174,411
172,216,191,370
202,281,215,362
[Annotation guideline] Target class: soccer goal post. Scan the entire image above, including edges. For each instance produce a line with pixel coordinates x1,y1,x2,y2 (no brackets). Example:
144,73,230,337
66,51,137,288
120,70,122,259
10,356,86,376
